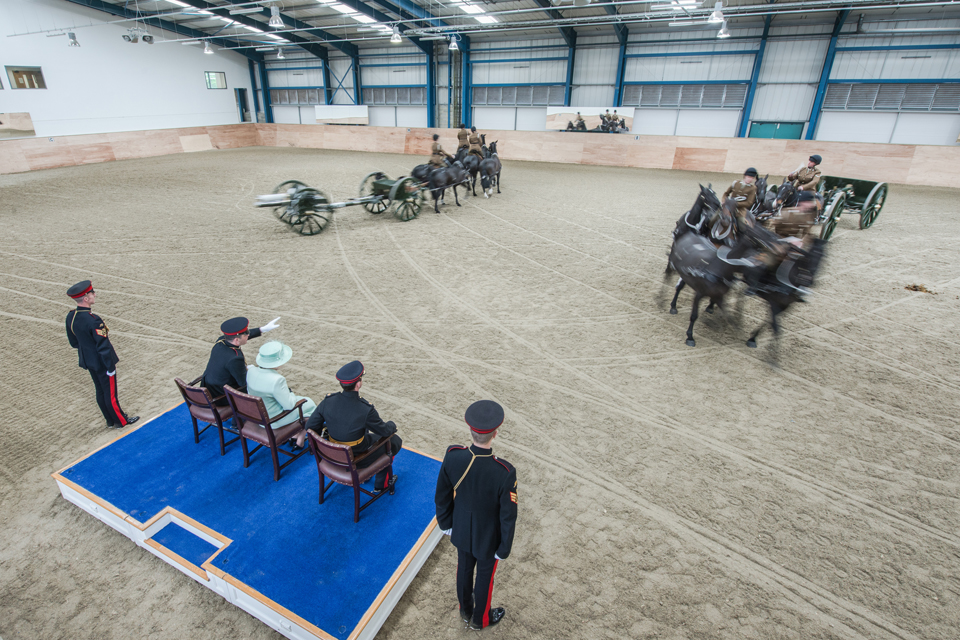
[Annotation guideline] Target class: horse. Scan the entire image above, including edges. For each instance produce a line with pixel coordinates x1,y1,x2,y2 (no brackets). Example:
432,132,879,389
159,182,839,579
427,161,469,213
745,239,826,349
665,222,755,347
455,147,481,195
479,140,501,198
412,163,439,185
671,183,721,241
774,179,799,209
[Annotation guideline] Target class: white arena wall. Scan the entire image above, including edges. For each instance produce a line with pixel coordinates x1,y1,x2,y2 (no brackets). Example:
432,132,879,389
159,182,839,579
1,0,254,137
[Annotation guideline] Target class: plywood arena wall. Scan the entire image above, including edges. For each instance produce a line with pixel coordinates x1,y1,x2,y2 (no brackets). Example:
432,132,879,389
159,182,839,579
2,122,958,187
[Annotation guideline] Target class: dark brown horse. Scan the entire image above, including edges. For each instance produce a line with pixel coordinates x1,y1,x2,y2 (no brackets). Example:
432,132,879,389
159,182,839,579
479,140,501,198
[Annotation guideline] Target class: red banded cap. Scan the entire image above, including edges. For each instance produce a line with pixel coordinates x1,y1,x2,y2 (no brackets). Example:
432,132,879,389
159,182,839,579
465,400,504,434
67,280,93,299
336,360,364,385
220,317,249,336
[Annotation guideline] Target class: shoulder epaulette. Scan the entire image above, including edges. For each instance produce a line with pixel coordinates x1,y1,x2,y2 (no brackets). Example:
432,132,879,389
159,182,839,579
493,457,514,473
446,445,468,454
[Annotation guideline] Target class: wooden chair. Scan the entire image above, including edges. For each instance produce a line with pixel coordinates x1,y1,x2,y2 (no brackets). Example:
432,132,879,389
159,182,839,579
306,429,395,523
174,377,240,456
223,385,309,481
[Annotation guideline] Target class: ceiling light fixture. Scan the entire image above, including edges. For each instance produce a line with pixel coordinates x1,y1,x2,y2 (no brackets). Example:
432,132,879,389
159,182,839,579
277,48,285,59
204,41,214,54
419,34,449,41
230,7,263,15
717,20,731,38
182,40,200,45
254,46,276,51
448,35,459,51
391,25,402,43
708,1,724,24
67,32,80,47
269,5,284,28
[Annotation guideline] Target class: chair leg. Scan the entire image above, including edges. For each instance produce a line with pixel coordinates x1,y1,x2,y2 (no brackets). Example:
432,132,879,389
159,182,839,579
353,485,361,523
241,435,251,468
217,423,226,456
191,416,200,444
318,473,326,504
271,444,281,481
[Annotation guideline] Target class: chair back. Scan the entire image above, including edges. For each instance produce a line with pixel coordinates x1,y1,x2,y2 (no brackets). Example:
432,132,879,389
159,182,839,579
175,377,215,410
223,385,271,428
307,429,355,468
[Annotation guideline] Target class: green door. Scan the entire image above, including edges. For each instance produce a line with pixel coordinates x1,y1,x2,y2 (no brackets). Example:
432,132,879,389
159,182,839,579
749,122,804,139
749,122,778,138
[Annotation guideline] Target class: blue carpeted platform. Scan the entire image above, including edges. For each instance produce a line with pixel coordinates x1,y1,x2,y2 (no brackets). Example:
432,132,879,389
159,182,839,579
58,404,441,639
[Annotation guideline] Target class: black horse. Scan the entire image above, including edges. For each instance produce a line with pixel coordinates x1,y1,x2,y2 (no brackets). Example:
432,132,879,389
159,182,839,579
412,163,439,184
455,147,481,195
746,239,826,349
774,179,799,209
479,140,502,198
427,161,469,213
672,183,722,241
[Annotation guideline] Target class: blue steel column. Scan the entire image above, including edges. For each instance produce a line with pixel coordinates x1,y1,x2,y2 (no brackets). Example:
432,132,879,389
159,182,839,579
738,15,771,137
806,10,849,140
258,61,274,123
447,54,452,128
426,50,436,128
248,59,261,121
352,56,362,104
564,38,577,106
613,43,626,106
322,62,333,105
461,35,472,128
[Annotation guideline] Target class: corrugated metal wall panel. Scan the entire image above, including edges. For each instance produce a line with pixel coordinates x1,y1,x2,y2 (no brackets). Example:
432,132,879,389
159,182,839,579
674,109,741,137
470,61,566,85
815,111,898,143
360,65,427,86
328,58,355,105
571,85,615,107
267,66,324,88
624,54,753,83
758,39,828,83
889,112,960,145
573,46,618,85
751,83,817,121
632,109,678,136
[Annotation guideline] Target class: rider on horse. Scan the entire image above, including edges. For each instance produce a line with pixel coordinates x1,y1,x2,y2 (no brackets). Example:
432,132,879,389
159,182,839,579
468,127,484,161
456,123,470,153
744,190,822,294
429,134,453,168
566,112,586,131
723,168,758,218
788,154,822,192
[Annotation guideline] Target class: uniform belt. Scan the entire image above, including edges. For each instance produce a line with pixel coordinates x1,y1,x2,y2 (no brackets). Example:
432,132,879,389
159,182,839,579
328,435,364,447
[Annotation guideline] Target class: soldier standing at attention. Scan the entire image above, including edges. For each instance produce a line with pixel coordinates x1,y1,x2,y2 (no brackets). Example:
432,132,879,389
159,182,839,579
430,134,452,168
788,154,822,192
723,167,759,217
65,280,139,429
468,127,484,161
435,400,517,631
457,123,470,153
202,316,280,405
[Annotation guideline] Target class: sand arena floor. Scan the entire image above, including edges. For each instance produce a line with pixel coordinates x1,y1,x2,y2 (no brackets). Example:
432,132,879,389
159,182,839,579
0,147,957,640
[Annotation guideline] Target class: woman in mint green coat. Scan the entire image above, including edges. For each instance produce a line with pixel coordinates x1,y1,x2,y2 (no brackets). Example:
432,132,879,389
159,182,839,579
246,341,316,448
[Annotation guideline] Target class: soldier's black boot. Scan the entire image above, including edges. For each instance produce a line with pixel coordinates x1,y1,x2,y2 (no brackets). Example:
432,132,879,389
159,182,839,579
469,607,505,630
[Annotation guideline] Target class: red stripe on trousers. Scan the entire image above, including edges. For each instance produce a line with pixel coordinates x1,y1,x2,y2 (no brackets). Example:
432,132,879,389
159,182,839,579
481,559,499,628
109,374,127,426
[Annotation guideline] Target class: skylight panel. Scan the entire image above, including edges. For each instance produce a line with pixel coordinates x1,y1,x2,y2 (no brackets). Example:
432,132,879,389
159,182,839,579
329,3,357,13
475,15,497,23
243,25,264,32
352,14,377,23
459,4,485,14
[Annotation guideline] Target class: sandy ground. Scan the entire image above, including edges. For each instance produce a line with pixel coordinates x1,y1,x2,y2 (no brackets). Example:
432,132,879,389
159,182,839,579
0,147,957,640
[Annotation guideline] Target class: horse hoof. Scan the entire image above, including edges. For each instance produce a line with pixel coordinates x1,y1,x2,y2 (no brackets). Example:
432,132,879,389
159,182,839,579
746,339,757,348
669,308,678,315
484,193,489,199
706,307,714,314
685,339,696,347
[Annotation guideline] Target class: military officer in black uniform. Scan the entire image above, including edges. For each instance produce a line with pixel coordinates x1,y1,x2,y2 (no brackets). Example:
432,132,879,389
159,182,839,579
202,316,280,404
65,280,139,429
435,400,517,631
305,360,402,492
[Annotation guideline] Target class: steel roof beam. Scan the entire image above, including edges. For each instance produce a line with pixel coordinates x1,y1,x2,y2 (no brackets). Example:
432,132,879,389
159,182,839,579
61,0,263,61
604,4,628,46
530,0,577,47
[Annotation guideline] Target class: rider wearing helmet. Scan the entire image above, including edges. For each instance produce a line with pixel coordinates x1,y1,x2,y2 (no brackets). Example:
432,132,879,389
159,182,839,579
723,168,758,217
457,123,470,152
788,155,822,192
430,133,452,168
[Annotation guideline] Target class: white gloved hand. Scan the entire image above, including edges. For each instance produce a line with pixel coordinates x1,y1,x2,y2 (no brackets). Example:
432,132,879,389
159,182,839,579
442,528,452,536
107,370,116,377
494,553,503,560
260,317,281,333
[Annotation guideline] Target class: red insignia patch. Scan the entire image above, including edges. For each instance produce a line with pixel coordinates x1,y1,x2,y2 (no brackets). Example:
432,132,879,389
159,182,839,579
509,492,517,504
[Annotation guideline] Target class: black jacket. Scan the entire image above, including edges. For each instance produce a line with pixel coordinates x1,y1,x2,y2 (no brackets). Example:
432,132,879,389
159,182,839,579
435,444,517,560
306,390,396,452
65,307,118,372
201,328,262,399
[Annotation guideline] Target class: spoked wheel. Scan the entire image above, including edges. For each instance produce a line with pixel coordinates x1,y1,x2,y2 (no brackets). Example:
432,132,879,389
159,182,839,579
359,171,390,214
860,182,886,229
272,180,308,223
389,177,422,221
289,187,332,236
820,190,846,241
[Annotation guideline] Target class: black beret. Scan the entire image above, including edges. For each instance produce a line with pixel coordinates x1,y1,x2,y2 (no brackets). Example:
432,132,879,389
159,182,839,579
465,400,504,434
220,317,249,336
67,280,93,299
744,167,758,177
809,154,822,165
336,360,364,385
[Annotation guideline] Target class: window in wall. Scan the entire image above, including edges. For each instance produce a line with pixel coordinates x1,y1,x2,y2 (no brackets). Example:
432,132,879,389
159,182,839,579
270,88,325,105
205,72,227,89
472,85,564,106
6,67,46,89
361,87,426,105
621,84,747,109
823,83,960,112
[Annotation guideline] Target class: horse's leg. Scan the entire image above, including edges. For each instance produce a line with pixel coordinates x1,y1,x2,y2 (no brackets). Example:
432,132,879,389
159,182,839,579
454,184,461,207
669,279,685,315
432,188,441,213
686,293,703,347
706,299,715,314
496,169,501,193
471,171,478,195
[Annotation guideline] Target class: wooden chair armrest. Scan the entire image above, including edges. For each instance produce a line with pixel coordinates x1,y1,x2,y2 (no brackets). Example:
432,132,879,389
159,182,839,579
271,398,307,424
188,376,203,386
353,434,392,463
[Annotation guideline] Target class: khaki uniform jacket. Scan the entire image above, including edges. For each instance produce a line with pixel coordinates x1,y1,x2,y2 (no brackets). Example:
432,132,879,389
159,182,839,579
769,205,817,241
574,115,584,124
457,129,470,149
430,141,447,166
468,133,483,157
723,180,757,214
789,166,821,191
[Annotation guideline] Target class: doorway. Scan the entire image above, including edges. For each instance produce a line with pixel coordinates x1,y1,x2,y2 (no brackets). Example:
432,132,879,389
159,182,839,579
235,88,250,123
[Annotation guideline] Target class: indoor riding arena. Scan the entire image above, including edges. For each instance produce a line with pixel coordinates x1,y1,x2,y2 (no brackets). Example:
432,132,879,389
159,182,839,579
1,2,958,640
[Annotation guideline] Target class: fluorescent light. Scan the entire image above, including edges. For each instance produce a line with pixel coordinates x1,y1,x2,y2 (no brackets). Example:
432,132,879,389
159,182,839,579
459,4,484,14
391,25,402,43
243,25,264,32
717,20,730,38
166,0,190,6
254,46,275,51
329,3,356,13
419,35,449,41
182,40,200,45
708,1,723,23
266,33,287,40
352,14,376,23
204,41,214,54
475,16,497,24
230,7,263,15
669,20,709,27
